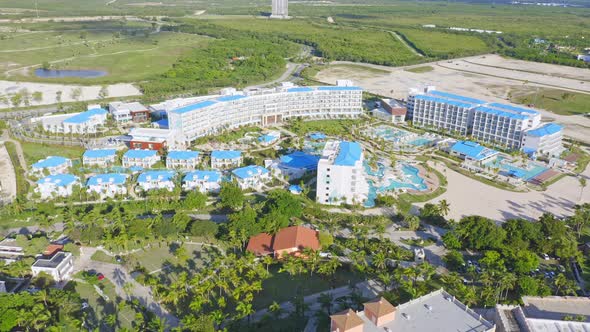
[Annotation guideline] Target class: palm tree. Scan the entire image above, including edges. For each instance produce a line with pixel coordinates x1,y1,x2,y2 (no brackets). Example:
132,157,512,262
319,292,334,315
372,252,387,271
438,199,451,217
579,177,587,202
262,255,273,273
268,301,283,319
236,301,254,323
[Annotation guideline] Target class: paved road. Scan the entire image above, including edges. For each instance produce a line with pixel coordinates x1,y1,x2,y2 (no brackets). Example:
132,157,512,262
77,247,180,328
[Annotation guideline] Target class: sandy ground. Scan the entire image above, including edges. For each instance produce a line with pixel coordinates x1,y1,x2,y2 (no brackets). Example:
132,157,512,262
418,160,590,223
316,54,590,143
0,143,17,203
0,81,142,109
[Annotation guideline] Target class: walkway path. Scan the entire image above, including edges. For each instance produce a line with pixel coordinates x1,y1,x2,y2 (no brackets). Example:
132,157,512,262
0,143,17,203
388,31,424,57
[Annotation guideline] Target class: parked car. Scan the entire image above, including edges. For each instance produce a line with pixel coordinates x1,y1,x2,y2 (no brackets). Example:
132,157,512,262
97,273,105,281
541,253,550,260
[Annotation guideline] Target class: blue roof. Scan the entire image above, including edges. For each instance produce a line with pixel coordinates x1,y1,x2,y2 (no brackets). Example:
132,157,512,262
87,173,128,186
525,123,563,137
37,174,78,187
451,141,498,161
317,86,362,91
428,91,485,105
334,141,362,166
129,166,143,172
83,149,116,159
211,150,241,160
153,118,168,128
488,103,539,115
232,165,269,179
124,149,158,159
184,170,221,183
280,151,320,170
167,150,200,160
258,133,279,143
32,156,70,169
63,108,108,124
287,87,314,93
171,100,217,115
289,185,302,193
309,132,326,140
415,95,474,109
137,170,175,183
217,95,247,102
475,106,527,120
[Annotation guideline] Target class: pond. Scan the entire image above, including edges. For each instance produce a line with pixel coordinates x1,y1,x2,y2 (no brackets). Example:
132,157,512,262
34,68,107,78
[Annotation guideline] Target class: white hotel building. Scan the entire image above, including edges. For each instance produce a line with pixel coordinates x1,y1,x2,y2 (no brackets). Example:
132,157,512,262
165,81,363,148
407,88,562,154
316,141,369,206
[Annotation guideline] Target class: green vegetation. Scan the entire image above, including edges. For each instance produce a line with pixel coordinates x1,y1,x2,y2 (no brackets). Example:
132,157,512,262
396,29,490,58
287,117,368,138
3,142,28,195
20,141,84,166
405,65,434,73
510,89,590,116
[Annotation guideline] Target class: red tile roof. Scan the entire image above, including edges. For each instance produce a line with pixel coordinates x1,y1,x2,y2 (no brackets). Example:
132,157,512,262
272,226,320,251
245,233,274,256
43,244,64,256
389,107,407,116
331,309,365,331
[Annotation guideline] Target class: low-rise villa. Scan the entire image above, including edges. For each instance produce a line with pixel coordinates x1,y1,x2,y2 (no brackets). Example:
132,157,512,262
86,173,129,198
31,156,72,176
211,150,242,169
231,165,271,190
35,174,79,199
166,150,200,170
183,170,222,193
137,170,175,191
82,149,117,167
122,149,160,168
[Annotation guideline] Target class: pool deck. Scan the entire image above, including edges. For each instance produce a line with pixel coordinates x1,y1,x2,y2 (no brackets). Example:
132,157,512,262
406,164,439,195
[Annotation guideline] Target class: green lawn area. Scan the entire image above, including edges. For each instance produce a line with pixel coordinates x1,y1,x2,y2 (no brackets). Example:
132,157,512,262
396,28,490,58
252,265,362,310
126,242,208,273
510,88,590,116
91,250,120,264
405,65,434,73
3,142,29,195
327,64,390,75
73,280,136,330
20,140,84,166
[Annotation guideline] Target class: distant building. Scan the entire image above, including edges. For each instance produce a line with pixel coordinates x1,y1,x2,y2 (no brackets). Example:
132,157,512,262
183,170,222,193
31,251,74,282
495,296,590,332
373,98,407,123
34,108,108,134
83,149,117,167
450,141,499,164
246,225,320,258
316,141,369,205
231,165,271,190
122,149,159,168
522,123,564,157
0,238,24,264
128,128,172,151
331,289,496,332
166,150,200,170
137,171,175,192
274,151,320,180
211,150,242,169
31,156,72,176
86,173,128,198
108,101,150,123
271,0,288,18
36,174,79,199
577,54,590,63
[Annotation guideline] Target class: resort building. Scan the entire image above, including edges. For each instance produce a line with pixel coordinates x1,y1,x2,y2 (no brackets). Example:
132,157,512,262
231,165,271,190
271,0,289,18
211,150,242,169
31,251,74,282
166,81,362,148
522,123,564,157
316,141,369,205
82,149,117,167
372,98,407,123
183,170,222,193
108,101,150,123
272,151,320,180
86,173,128,198
495,296,590,332
137,171,176,192
258,131,281,146
331,289,496,332
407,88,561,152
128,128,173,151
31,156,72,176
35,174,79,200
246,225,320,258
166,150,200,170
34,108,108,134
122,149,160,168
0,238,24,263
450,141,499,164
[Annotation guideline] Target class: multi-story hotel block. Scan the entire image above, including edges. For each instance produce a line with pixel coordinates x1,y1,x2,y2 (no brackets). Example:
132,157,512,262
407,88,563,156
166,150,200,170
316,141,369,206
166,81,363,148
521,123,565,157
33,108,108,134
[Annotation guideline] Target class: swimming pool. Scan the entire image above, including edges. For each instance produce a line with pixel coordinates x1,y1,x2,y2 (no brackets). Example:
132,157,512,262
408,138,432,146
368,126,412,143
485,157,548,180
364,163,427,207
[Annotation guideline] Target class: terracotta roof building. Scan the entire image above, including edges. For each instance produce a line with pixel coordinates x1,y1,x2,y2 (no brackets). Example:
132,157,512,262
363,297,396,327
246,226,320,258
330,309,365,332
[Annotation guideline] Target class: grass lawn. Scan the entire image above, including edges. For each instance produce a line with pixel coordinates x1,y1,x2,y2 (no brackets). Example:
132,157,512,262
20,140,84,166
396,28,489,58
126,242,207,273
73,280,136,330
252,265,362,310
405,65,434,73
91,250,120,264
510,88,590,116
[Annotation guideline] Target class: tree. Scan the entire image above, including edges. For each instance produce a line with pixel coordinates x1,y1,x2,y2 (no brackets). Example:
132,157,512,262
568,203,590,239
404,214,420,231
41,61,51,70
172,212,191,233
318,231,334,248
443,250,465,271
98,85,109,99
511,250,539,274
579,177,587,202
455,216,506,250
10,93,22,108
184,191,207,210
190,220,218,239
442,231,462,250
319,293,334,315
70,87,82,101
32,91,43,103
438,199,451,217
219,182,244,210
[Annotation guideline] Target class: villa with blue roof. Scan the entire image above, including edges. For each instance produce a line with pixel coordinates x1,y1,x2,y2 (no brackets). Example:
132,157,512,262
316,141,369,205
450,141,499,164
31,156,72,176
86,173,129,198
35,174,79,200
183,170,222,193
34,107,108,134
522,123,564,157
231,165,271,190
211,150,242,169
122,149,160,168
137,171,176,192
273,151,320,180
165,80,362,148
83,149,117,167
166,150,200,170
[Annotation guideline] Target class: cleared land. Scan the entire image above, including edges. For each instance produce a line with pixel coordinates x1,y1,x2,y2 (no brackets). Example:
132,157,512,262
396,28,490,58
510,88,590,116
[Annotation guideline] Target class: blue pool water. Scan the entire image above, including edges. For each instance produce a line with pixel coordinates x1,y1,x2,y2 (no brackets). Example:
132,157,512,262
364,163,427,207
370,126,411,142
409,138,432,146
485,157,548,180
35,68,107,78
